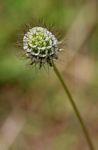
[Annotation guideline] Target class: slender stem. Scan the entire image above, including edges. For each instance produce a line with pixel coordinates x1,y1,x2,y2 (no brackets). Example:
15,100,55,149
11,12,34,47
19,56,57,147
53,62,95,150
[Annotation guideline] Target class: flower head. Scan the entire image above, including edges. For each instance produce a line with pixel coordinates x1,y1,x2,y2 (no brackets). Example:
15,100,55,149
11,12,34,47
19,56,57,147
23,27,61,68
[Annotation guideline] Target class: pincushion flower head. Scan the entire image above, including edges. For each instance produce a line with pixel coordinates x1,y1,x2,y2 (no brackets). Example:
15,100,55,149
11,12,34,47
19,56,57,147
23,27,62,68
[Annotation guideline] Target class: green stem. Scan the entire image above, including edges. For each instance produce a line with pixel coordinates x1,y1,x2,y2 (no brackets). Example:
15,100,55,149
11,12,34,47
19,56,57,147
53,63,94,150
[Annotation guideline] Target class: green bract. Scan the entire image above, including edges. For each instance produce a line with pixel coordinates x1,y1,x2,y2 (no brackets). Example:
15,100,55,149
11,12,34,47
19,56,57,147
23,27,60,67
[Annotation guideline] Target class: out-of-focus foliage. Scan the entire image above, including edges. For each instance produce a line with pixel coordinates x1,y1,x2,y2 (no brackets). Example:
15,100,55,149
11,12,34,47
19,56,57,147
0,0,98,150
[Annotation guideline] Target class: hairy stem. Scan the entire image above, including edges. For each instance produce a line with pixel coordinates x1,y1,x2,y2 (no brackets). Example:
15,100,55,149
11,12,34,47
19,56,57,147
53,63,95,150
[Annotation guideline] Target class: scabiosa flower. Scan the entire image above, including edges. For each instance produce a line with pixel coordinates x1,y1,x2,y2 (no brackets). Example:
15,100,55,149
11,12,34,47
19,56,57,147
23,27,62,68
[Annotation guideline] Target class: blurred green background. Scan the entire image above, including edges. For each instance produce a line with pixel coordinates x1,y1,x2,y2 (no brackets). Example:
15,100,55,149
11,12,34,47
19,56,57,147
0,0,98,150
